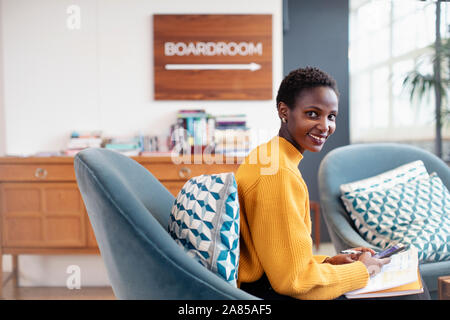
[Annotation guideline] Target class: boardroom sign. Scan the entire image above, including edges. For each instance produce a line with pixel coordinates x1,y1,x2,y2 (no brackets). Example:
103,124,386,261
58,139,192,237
153,14,272,100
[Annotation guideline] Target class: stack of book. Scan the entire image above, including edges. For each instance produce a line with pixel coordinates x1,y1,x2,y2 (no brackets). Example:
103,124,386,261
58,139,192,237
214,114,251,157
170,109,215,154
63,131,103,156
63,131,174,157
103,135,142,156
140,134,172,156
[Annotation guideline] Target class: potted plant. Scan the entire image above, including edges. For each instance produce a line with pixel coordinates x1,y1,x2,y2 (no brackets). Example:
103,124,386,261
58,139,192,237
402,0,449,159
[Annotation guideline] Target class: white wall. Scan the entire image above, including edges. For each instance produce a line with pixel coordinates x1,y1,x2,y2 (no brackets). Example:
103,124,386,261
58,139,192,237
1,0,283,286
2,0,283,155
0,0,5,156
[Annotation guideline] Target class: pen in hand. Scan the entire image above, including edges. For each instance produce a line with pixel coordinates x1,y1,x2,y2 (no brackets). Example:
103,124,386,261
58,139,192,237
340,249,362,255
324,247,377,265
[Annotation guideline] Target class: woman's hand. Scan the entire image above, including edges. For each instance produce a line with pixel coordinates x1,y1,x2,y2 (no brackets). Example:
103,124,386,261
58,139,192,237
324,247,377,265
323,249,391,277
358,252,391,277
324,254,357,265
350,246,376,256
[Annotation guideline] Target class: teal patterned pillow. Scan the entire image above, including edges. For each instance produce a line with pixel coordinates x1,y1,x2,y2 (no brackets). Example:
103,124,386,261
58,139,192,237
168,173,240,286
341,174,450,263
340,160,429,195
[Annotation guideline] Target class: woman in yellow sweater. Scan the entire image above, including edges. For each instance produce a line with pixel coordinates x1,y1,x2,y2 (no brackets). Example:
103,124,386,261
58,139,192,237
236,67,417,300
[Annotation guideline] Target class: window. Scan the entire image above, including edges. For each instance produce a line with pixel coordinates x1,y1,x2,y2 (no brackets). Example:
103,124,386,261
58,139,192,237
349,0,450,160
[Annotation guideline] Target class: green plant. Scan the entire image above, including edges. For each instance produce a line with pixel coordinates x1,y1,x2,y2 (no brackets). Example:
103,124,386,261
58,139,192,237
402,39,449,121
401,1,449,158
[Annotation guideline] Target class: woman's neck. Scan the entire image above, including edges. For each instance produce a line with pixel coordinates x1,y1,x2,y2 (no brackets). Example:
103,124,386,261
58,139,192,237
278,126,304,154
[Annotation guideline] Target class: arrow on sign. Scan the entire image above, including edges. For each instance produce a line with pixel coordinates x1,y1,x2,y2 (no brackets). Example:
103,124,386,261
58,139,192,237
165,62,261,71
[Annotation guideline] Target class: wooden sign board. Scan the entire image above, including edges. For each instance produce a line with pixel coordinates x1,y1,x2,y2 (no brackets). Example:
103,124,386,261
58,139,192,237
153,14,272,100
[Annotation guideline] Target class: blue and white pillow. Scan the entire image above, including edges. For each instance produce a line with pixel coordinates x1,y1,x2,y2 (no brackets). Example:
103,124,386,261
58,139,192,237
168,173,240,286
340,160,429,195
341,173,450,263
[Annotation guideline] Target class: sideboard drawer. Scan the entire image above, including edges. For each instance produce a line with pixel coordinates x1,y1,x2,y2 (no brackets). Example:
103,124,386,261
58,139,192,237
1,182,87,248
143,163,240,181
0,164,76,182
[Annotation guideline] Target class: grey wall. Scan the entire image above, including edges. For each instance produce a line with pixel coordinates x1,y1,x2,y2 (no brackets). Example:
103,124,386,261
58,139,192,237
283,0,350,242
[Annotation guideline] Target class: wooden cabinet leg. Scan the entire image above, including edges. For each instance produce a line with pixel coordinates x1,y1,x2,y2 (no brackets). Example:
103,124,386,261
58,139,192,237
12,255,18,288
0,249,3,299
310,201,321,251
438,276,450,300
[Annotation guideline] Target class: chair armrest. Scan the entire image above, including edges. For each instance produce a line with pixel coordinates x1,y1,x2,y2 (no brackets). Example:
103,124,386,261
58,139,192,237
324,207,380,253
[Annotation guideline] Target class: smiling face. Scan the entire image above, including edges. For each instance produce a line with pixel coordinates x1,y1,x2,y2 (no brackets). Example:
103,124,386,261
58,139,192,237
278,86,339,154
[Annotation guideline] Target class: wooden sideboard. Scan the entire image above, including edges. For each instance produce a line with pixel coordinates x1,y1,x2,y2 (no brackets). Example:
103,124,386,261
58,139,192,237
0,155,241,297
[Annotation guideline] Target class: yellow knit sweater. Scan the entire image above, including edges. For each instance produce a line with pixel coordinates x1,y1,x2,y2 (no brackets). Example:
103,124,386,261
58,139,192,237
236,136,369,300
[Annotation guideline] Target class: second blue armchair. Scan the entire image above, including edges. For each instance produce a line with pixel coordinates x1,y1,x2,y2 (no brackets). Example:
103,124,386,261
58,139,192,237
318,143,450,299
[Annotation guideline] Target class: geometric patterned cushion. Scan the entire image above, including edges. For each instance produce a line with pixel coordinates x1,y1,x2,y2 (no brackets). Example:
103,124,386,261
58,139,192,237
168,173,240,286
340,160,429,195
341,174,450,263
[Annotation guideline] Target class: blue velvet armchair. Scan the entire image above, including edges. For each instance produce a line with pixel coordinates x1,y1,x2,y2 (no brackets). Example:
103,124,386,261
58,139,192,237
318,143,450,299
74,148,257,300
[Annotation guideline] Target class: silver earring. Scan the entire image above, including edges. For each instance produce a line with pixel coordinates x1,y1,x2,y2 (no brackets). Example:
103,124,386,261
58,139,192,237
281,118,287,123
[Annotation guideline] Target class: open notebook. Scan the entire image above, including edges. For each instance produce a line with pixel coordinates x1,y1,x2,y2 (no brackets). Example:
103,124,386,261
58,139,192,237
345,248,423,299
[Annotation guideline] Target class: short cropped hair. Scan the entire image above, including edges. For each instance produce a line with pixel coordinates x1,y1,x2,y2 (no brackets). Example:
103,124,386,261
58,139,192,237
276,66,339,109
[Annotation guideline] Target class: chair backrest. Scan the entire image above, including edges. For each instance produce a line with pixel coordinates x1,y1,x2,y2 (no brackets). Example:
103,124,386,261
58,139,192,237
318,143,450,253
74,148,256,300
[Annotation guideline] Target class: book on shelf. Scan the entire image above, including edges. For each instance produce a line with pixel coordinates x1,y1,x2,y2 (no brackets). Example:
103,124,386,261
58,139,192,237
104,135,143,156
214,114,250,156
63,130,104,156
62,130,173,157
214,114,246,121
67,138,102,149
177,110,208,119
215,130,251,156
177,109,206,114
169,110,252,157
70,130,102,138
141,135,170,153
171,109,216,153
345,247,423,299
215,117,247,130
